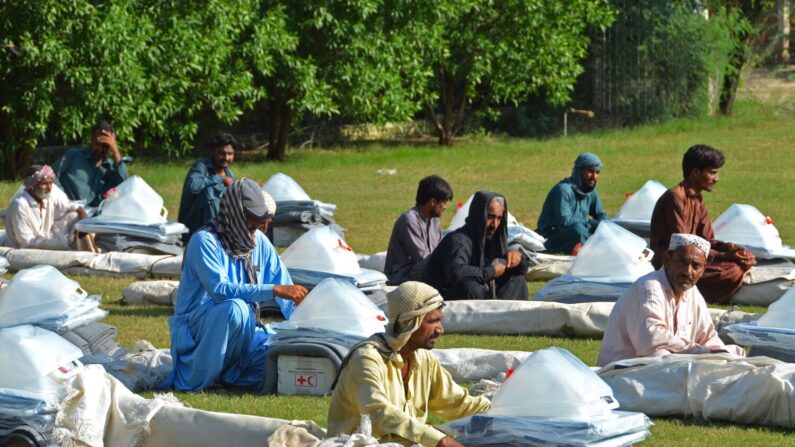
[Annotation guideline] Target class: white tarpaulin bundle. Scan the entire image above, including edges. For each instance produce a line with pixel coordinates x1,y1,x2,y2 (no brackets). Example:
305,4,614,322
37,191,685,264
729,258,795,306
725,286,795,359
610,179,667,236
0,266,106,333
441,299,613,337
534,221,654,303
713,204,795,260
281,227,387,292
122,281,179,305
441,348,652,447
0,247,182,279
598,353,795,429
432,348,531,383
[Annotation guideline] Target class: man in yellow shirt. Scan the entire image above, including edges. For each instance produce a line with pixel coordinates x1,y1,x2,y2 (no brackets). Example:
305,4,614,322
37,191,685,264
328,282,490,447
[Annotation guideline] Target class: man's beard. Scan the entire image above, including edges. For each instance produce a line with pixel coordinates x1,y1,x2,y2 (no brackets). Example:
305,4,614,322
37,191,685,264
36,190,51,200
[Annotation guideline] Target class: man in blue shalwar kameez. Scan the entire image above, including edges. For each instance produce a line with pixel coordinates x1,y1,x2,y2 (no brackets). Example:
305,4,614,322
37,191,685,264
536,152,608,254
163,179,308,392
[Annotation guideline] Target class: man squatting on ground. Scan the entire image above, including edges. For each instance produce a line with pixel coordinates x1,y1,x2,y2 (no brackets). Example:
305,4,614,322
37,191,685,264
384,175,453,285
536,152,608,254
422,191,528,300
598,233,745,366
650,144,756,304
329,281,490,447
163,179,308,391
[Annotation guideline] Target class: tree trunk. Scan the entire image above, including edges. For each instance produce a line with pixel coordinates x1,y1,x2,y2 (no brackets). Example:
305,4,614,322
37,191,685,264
267,96,291,162
0,112,17,180
719,22,753,117
439,69,455,146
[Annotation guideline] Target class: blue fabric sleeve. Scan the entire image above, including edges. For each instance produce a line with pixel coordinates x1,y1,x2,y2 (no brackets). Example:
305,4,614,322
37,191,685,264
186,160,226,196
590,191,608,221
254,231,296,319
190,232,274,304
549,184,577,228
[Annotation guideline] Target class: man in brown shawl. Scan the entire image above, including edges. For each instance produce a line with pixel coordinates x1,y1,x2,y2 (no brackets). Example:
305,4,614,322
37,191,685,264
650,144,755,304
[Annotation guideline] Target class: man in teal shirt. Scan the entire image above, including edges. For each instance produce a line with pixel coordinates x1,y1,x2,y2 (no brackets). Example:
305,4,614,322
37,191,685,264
52,120,128,207
536,152,608,254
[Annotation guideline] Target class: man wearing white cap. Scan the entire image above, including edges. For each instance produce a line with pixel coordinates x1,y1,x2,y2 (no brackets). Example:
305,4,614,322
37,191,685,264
163,179,308,391
597,233,745,366
328,282,490,447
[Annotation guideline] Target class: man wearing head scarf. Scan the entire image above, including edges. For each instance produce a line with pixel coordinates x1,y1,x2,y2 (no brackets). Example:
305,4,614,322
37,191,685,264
536,152,608,254
597,233,745,366
5,164,92,250
52,120,128,207
162,179,308,391
328,282,490,447
422,191,528,300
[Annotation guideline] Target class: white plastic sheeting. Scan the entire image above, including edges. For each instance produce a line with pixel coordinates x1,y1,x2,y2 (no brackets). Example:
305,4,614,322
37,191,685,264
263,173,313,202
757,285,795,329
598,353,795,429
270,278,387,338
0,265,106,333
122,280,179,305
534,222,654,303
491,348,618,419
0,325,83,398
440,348,652,447
432,348,532,383
729,258,795,306
0,247,182,279
610,180,667,232
713,204,795,260
357,251,387,273
441,299,613,337
92,175,168,225
524,252,573,281
282,227,361,276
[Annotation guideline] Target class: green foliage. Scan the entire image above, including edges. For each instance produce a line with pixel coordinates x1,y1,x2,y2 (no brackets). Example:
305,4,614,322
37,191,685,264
587,0,749,124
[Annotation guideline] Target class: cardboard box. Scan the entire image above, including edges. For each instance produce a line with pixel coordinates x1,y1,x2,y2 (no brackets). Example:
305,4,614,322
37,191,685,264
277,355,336,396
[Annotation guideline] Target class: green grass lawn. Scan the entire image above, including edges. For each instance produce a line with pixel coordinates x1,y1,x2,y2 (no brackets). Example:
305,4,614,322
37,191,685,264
3,96,795,445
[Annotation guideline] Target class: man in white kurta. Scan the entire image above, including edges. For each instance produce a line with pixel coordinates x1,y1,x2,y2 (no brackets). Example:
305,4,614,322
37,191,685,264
5,165,88,250
598,233,745,366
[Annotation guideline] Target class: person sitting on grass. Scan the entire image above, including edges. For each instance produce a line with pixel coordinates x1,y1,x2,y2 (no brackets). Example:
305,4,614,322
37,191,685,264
384,175,453,285
536,152,608,254
422,191,528,300
5,164,95,251
162,179,308,391
178,132,237,244
328,281,490,447
649,144,755,304
597,233,745,366
52,120,128,207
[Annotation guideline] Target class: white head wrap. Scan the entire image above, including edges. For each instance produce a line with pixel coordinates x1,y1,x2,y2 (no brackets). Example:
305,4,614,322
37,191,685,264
669,233,710,258
261,191,277,217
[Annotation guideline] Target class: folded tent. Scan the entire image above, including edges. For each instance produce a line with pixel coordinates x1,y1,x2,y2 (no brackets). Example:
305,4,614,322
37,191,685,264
441,347,652,447
534,221,654,303
610,179,667,237
726,286,795,361
712,204,795,260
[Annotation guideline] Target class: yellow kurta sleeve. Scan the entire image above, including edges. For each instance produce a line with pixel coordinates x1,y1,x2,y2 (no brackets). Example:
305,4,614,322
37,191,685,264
424,352,491,421
329,347,448,447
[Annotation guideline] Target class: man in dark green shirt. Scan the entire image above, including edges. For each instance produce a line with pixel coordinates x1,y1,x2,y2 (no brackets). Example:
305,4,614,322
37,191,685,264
52,120,128,207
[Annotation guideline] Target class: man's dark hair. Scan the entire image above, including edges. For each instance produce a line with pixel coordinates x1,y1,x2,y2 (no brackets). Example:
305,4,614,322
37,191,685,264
209,132,238,151
415,175,453,207
682,144,725,179
92,120,115,136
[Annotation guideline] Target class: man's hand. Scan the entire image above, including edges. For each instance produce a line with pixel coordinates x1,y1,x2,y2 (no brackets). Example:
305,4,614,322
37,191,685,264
222,176,235,187
733,248,756,269
505,250,523,269
76,207,89,220
492,260,506,278
97,130,122,164
273,285,309,305
437,436,466,447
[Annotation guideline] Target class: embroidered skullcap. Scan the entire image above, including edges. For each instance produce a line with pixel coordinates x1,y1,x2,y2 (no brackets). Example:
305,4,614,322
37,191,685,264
384,281,444,352
669,233,710,258
261,190,277,217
